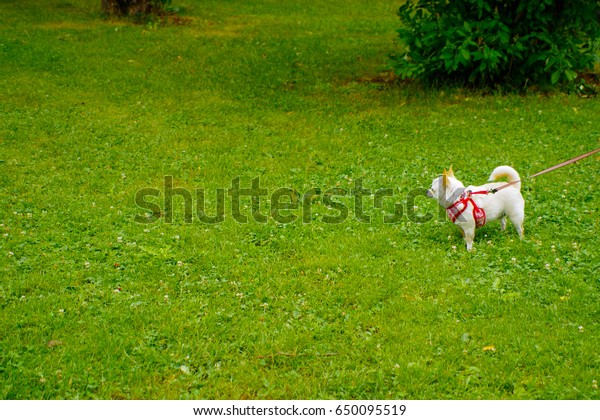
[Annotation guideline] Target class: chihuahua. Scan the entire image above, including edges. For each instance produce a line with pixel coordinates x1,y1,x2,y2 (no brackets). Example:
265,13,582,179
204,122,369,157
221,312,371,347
427,166,524,251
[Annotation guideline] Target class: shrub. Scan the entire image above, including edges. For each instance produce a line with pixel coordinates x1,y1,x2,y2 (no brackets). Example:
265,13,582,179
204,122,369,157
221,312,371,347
101,0,172,19
392,0,600,89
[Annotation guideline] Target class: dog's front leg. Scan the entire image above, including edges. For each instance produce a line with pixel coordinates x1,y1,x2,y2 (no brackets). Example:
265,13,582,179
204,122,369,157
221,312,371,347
462,226,475,251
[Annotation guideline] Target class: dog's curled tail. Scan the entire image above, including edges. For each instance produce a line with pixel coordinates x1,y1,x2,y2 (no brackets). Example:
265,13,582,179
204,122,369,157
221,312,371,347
489,166,521,190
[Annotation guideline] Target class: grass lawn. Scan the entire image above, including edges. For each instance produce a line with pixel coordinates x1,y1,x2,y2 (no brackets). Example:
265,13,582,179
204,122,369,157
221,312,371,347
1,0,599,399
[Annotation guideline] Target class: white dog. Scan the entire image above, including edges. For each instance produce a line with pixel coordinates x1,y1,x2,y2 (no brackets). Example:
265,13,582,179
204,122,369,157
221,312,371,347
427,166,525,251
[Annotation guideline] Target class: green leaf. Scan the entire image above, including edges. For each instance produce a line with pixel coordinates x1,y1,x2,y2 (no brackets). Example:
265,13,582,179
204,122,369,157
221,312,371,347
564,70,578,81
460,48,471,62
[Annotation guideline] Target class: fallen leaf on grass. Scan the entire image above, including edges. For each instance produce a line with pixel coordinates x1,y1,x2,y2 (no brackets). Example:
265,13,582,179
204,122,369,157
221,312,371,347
47,340,63,348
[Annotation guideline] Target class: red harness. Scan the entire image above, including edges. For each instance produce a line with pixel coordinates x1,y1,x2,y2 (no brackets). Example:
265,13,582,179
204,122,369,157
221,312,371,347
446,190,488,228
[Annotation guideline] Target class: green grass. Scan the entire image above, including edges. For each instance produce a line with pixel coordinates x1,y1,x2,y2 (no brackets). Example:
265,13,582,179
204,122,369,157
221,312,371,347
1,0,599,400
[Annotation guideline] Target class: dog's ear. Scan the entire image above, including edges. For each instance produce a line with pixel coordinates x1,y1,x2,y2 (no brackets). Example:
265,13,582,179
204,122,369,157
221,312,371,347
442,169,450,187
448,166,454,177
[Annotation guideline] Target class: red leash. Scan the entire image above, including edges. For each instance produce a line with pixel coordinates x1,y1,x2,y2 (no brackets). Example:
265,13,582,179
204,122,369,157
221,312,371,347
490,147,600,193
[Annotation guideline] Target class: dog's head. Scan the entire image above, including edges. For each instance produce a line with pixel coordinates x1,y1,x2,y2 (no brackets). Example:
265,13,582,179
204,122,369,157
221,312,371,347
427,167,464,206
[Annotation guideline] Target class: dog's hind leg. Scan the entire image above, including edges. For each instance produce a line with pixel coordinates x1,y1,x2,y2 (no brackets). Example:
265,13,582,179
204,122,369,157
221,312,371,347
499,216,507,232
515,223,524,239
508,212,524,239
